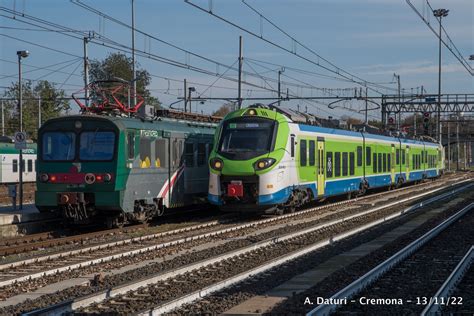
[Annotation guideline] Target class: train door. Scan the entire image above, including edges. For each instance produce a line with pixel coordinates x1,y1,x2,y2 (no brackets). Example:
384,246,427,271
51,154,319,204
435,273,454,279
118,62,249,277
406,146,410,181
317,138,325,196
391,144,395,184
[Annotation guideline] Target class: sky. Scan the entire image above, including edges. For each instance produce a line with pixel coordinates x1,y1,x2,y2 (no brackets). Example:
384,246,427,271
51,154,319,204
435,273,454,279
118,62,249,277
0,0,473,121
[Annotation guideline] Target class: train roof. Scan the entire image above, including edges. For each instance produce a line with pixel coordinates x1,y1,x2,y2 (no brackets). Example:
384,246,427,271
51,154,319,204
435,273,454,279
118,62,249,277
0,142,37,154
40,114,217,136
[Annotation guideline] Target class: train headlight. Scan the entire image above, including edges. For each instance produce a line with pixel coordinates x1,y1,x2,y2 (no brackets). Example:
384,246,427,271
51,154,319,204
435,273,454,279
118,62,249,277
39,173,49,182
254,158,276,171
246,109,257,116
210,158,224,171
104,173,112,182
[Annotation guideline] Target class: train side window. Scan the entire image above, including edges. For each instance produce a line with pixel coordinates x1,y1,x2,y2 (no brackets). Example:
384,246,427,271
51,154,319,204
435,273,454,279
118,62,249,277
12,159,18,173
378,153,382,173
184,142,195,167
373,153,377,173
342,152,348,176
383,153,387,172
366,147,371,166
309,140,315,166
335,152,341,177
127,132,135,160
154,139,168,168
349,152,355,175
21,160,25,172
300,140,307,166
356,146,362,167
388,154,391,170
197,143,206,166
412,155,415,169
27,159,33,172
402,149,406,165
291,135,295,158
396,149,400,165
326,152,333,178
139,138,152,168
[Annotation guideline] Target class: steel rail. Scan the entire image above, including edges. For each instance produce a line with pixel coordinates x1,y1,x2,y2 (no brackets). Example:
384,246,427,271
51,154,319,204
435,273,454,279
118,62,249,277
22,182,473,316
420,246,474,315
0,178,470,289
307,202,474,316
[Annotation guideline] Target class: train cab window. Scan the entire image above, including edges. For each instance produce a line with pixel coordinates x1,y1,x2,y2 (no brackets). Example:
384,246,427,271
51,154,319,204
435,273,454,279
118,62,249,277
396,149,400,165
42,132,75,161
127,132,135,160
378,153,382,173
154,139,168,168
373,153,377,173
139,138,153,168
366,147,371,165
349,152,355,175
79,131,115,161
300,140,307,166
342,152,348,176
356,146,362,167
184,142,195,167
309,140,315,166
27,159,33,172
327,152,333,178
335,152,341,177
12,159,18,173
198,143,206,166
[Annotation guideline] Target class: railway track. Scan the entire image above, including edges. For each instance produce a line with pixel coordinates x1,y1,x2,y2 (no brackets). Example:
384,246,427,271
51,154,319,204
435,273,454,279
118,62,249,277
308,201,474,316
9,178,472,315
0,173,464,261
0,176,467,290
0,224,149,257
440,247,474,315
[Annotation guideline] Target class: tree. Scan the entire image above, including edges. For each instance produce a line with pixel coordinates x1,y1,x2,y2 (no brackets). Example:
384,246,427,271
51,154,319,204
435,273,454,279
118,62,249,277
212,102,234,117
1,80,69,140
89,52,160,109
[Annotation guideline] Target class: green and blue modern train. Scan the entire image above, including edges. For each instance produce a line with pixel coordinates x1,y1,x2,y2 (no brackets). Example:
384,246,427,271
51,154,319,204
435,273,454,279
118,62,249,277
35,112,217,226
208,105,444,213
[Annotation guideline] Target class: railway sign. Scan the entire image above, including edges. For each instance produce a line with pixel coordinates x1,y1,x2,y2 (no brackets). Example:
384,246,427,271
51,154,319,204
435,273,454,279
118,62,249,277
14,132,27,150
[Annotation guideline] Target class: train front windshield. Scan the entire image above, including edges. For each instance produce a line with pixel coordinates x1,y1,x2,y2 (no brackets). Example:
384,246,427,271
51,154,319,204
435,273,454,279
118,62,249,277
42,130,115,161
218,118,276,160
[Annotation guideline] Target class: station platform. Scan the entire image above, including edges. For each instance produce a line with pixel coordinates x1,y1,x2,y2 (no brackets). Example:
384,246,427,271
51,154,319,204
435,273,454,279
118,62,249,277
0,204,57,237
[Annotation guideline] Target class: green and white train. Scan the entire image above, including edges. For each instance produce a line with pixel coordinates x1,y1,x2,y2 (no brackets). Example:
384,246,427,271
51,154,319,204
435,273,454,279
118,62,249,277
0,138,37,184
208,105,444,213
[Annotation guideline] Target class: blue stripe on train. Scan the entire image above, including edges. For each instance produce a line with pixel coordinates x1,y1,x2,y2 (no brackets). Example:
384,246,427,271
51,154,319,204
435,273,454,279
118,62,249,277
209,169,439,206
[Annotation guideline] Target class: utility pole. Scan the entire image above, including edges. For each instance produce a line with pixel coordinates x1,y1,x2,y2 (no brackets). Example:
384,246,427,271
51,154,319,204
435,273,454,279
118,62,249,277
278,68,284,107
1,101,4,136
433,8,449,144
38,97,41,129
414,112,417,136
237,36,243,110
456,114,460,170
83,36,90,106
131,0,137,108
447,118,450,171
364,87,368,125
183,79,187,112
396,74,401,132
